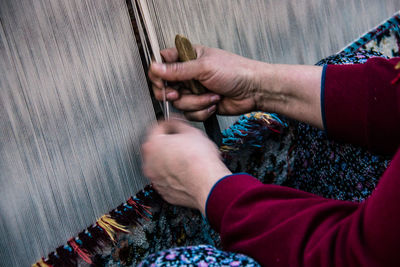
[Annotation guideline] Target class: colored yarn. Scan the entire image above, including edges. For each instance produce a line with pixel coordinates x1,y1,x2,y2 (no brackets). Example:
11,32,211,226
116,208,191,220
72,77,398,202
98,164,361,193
33,186,156,266
221,112,286,153
68,239,93,265
97,215,130,242
32,258,51,267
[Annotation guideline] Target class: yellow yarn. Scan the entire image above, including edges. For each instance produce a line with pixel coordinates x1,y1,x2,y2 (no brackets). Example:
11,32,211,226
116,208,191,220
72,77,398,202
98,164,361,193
32,259,49,267
97,215,130,242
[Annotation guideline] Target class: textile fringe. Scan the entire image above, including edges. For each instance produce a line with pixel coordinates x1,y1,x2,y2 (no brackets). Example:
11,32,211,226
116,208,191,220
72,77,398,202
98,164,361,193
220,112,286,154
33,185,157,267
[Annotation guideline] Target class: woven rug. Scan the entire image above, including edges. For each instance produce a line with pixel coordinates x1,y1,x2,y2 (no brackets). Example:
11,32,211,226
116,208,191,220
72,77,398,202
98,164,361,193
33,11,400,267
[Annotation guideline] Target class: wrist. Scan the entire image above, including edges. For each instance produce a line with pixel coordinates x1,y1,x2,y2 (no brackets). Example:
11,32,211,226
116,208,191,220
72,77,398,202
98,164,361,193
252,62,290,113
194,161,231,215
253,63,323,128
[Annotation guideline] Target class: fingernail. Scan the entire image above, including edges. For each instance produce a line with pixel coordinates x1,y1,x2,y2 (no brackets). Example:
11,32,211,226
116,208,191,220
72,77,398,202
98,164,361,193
210,95,220,103
153,63,166,73
208,105,216,113
167,91,177,100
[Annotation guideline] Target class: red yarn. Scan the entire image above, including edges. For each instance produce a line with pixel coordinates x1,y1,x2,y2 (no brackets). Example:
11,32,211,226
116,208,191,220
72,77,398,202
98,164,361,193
68,239,93,264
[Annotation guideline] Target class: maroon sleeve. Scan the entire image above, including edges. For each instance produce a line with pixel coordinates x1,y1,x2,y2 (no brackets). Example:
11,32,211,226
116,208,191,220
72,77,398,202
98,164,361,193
205,58,400,266
206,152,400,266
323,57,400,155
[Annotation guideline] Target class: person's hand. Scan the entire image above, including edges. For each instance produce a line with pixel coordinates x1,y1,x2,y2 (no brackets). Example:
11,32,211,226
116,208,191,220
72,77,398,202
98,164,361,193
149,46,265,121
149,45,324,128
142,118,232,214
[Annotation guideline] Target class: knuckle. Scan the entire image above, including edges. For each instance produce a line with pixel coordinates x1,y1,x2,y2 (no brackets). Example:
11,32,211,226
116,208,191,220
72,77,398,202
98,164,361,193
169,63,182,76
201,95,211,106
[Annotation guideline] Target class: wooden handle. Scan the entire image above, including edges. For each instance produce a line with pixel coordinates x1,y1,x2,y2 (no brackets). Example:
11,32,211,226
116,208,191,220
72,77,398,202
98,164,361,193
174,34,222,147
175,34,207,95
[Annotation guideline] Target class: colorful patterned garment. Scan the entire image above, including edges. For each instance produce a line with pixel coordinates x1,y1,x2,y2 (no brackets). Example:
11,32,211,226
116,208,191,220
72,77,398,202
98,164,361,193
34,11,400,267
138,245,261,267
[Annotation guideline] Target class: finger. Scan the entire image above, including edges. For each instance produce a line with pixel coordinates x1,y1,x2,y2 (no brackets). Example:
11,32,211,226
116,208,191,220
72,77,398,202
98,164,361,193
166,89,180,101
152,85,180,101
160,45,205,62
160,48,179,62
148,66,164,89
173,93,220,111
181,88,192,95
184,105,216,121
150,60,204,82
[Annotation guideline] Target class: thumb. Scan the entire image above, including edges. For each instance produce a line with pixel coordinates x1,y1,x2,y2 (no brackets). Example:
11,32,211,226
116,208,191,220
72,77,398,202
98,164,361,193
150,61,203,82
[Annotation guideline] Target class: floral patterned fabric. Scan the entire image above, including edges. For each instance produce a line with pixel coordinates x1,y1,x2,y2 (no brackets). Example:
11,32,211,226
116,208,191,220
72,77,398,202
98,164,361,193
138,245,261,267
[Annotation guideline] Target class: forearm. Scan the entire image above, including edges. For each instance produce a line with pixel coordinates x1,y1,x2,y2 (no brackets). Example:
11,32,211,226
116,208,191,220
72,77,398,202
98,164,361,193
253,63,324,129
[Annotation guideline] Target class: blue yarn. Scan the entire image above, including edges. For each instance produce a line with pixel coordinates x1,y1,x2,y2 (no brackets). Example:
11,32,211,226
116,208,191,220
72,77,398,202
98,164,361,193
63,245,73,252
221,112,286,151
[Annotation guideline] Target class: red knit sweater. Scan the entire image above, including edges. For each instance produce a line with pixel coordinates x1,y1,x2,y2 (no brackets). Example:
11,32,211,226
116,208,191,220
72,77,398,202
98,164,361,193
206,57,400,267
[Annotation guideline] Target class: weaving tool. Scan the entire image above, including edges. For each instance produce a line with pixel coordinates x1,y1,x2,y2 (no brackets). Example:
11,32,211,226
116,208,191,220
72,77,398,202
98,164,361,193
175,34,223,146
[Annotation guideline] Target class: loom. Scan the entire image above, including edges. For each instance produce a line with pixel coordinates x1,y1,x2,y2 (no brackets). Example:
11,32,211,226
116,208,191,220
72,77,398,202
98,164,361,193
0,0,399,266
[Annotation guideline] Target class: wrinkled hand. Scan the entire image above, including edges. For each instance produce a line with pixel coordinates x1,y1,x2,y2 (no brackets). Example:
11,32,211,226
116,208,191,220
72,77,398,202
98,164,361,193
142,118,231,214
149,46,263,121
